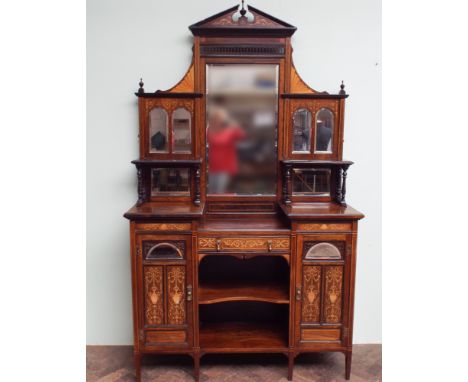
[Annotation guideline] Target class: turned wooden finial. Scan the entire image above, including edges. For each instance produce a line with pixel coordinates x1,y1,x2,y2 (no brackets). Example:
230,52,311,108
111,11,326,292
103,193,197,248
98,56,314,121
138,78,144,94
339,80,346,95
240,0,247,16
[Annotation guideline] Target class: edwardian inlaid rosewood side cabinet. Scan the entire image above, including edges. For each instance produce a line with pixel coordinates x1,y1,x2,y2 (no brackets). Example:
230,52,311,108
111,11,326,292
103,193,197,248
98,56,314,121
124,3,364,381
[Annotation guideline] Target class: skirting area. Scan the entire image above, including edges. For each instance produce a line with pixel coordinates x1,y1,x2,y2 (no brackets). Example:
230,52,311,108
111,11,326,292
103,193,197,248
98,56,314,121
87,345,381,381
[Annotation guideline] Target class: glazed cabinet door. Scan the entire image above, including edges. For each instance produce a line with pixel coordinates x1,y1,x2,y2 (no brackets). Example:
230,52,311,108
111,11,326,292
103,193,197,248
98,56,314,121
295,234,351,348
135,234,193,350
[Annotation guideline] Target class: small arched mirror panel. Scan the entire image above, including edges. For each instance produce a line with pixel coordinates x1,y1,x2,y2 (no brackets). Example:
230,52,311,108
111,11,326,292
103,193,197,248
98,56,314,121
172,108,192,153
315,108,334,153
292,108,312,153
146,242,183,259
149,108,169,153
305,242,341,260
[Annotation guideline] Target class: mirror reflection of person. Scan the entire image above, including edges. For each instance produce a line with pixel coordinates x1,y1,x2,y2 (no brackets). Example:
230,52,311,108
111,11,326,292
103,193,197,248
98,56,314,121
207,107,246,194
316,121,332,151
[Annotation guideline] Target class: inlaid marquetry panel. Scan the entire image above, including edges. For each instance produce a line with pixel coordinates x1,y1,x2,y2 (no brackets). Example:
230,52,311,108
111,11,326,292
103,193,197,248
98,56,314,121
323,266,343,323
297,223,351,232
301,265,321,323
198,237,290,251
166,266,186,325
144,266,164,326
136,223,191,231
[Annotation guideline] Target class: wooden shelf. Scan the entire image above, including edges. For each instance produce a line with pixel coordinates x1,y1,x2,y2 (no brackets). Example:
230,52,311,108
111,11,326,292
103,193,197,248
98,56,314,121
198,280,289,304
198,281,289,304
199,322,288,351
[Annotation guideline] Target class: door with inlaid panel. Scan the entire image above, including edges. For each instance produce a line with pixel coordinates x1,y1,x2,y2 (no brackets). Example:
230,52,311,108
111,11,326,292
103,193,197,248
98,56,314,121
294,233,352,348
135,234,193,350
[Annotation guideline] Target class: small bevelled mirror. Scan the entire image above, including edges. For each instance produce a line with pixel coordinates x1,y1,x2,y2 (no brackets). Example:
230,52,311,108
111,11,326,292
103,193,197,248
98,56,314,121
151,168,190,196
315,108,334,153
149,108,169,153
292,108,311,152
172,108,192,153
292,168,331,195
305,243,341,259
147,243,182,259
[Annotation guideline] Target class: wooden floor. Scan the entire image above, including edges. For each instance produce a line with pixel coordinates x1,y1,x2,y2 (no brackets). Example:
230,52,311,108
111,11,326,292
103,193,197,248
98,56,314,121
87,345,381,382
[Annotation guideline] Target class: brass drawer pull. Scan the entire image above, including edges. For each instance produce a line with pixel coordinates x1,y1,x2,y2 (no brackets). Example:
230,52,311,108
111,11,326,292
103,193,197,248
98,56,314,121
216,239,221,252
267,240,273,252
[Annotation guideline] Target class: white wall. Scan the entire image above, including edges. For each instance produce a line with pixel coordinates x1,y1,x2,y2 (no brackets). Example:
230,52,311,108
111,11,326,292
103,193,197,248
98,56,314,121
87,0,381,344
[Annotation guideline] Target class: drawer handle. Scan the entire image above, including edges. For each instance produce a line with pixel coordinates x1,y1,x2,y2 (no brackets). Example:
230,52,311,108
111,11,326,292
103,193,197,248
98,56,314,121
267,240,273,252
216,239,221,252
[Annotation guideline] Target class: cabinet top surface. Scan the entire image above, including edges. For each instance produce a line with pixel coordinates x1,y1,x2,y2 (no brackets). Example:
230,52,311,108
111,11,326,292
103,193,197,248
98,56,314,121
124,202,363,221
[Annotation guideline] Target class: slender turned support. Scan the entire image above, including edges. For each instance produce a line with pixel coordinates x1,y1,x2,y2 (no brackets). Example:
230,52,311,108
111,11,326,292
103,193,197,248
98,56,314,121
335,167,343,205
287,352,295,381
193,350,201,382
283,164,292,205
345,351,352,380
194,166,201,206
136,167,146,206
134,352,141,382
340,164,350,207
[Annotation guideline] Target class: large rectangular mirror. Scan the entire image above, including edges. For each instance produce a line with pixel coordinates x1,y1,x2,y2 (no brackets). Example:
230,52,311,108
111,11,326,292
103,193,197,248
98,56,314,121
206,64,278,195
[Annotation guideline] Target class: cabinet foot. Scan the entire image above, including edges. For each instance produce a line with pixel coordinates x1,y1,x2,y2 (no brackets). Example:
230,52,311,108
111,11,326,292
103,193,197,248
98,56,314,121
287,352,294,381
193,352,200,382
134,352,141,382
345,351,352,380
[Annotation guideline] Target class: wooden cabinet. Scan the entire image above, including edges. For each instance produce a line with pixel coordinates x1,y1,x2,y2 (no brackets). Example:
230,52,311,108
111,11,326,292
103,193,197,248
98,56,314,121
295,234,351,348
124,3,364,382
135,234,193,350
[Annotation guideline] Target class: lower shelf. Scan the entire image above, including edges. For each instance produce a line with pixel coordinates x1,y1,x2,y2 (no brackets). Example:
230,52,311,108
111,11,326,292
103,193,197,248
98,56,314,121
199,322,288,351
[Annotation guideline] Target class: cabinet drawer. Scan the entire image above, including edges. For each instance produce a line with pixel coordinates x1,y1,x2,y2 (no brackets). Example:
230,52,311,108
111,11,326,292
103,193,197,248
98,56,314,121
301,328,341,342
198,237,290,252
145,330,187,345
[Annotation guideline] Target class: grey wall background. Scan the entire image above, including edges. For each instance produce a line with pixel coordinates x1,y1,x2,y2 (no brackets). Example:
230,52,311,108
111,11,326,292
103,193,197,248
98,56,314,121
87,0,381,344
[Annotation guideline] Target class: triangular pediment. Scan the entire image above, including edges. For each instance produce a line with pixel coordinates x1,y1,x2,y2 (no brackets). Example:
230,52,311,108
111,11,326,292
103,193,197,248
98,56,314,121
189,4,296,37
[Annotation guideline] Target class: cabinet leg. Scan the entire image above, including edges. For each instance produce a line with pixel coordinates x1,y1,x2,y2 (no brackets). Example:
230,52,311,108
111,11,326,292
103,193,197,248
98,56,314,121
287,352,294,381
345,351,352,380
193,352,200,382
134,352,141,382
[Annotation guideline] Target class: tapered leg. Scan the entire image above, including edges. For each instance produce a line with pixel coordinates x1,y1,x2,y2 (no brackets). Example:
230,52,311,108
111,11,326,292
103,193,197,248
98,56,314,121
345,351,352,380
288,352,294,381
193,352,200,382
134,352,141,382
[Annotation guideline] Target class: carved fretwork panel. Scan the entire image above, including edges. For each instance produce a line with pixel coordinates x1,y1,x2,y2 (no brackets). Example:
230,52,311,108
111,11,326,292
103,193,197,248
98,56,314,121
323,266,343,324
166,266,186,325
144,266,164,326
301,265,321,323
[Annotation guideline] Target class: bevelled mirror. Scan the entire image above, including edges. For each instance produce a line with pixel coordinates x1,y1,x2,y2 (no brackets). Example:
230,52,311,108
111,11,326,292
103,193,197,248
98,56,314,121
206,64,278,195
149,107,169,153
292,168,331,195
292,108,311,153
172,108,192,153
151,167,190,196
315,108,334,153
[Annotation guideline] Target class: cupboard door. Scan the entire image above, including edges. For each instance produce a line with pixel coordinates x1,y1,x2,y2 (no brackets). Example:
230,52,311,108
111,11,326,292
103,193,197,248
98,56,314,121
295,234,350,347
136,234,193,349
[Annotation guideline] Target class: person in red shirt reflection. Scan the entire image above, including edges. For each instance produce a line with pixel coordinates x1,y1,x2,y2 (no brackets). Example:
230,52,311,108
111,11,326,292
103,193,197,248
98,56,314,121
207,107,246,194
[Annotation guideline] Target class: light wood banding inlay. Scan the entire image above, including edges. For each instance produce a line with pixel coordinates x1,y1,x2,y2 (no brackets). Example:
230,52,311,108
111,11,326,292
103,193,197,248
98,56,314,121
297,223,351,232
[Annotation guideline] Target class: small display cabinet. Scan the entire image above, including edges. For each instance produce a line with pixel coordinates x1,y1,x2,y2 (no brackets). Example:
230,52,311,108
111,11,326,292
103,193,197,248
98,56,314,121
124,2,364,381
